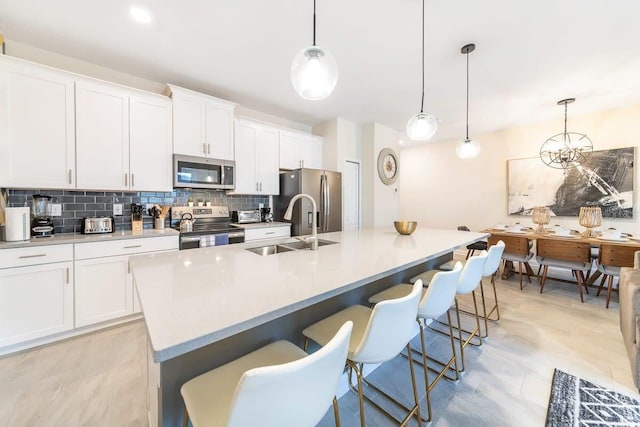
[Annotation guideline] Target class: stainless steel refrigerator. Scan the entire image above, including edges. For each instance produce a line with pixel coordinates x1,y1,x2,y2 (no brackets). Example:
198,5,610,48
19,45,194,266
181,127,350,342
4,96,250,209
274,168,342,236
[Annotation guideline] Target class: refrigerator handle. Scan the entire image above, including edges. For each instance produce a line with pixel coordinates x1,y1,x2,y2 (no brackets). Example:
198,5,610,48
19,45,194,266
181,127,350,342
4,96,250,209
324,174,330,231
320,173,327,232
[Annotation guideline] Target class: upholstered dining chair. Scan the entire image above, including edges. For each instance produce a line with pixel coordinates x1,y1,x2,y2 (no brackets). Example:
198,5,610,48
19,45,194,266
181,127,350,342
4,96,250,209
180,321,352,427
487,234,533,290
597,244,638,308
536,238,591,302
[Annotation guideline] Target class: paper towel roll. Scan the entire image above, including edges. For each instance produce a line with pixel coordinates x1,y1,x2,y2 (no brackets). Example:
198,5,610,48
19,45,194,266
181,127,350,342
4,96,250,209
5,207,30,241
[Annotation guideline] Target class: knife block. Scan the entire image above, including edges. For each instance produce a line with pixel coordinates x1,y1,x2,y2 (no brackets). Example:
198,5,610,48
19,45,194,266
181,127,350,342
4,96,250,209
131,215,143,232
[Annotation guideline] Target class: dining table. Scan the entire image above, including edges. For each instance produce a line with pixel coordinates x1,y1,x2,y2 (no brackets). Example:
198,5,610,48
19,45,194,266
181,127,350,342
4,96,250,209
483,226,640,286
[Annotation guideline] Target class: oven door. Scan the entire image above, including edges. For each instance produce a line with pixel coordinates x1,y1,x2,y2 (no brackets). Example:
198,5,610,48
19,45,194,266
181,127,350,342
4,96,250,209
179,231,245,250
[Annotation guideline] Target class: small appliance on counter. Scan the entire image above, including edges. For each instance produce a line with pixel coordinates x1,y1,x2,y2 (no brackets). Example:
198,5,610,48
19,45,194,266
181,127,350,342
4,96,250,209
231,210,261,224
260,207,273,223
31,194,54,237
4,206,31,241
81,217,115,234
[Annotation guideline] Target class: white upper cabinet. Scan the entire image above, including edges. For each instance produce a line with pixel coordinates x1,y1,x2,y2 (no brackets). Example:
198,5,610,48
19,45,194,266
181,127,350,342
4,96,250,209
0,56,75,189
76,79,173,191
233,119,279,195
166,84,236,160
129,94,173,191
279,129,323,170
76,79,130,190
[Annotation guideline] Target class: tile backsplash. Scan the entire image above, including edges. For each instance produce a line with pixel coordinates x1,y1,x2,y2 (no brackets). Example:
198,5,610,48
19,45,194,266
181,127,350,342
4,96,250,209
7,189,269,234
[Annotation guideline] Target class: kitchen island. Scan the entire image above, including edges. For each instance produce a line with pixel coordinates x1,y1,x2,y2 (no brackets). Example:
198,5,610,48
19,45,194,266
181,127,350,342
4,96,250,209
130,227,487,426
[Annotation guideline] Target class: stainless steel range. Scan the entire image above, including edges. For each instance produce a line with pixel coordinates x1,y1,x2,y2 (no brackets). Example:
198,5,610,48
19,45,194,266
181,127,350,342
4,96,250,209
171,206,244,250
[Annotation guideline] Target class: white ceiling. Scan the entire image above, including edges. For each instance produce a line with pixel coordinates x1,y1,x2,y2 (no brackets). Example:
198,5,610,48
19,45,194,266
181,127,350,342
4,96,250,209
1,0,639,143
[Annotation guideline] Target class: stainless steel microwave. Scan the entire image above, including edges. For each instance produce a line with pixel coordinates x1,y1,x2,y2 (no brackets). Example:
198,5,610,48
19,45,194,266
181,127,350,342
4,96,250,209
173,154,235,190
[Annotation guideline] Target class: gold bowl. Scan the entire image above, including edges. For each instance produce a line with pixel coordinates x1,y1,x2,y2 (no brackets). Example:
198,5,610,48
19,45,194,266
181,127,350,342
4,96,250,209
394,221,417,235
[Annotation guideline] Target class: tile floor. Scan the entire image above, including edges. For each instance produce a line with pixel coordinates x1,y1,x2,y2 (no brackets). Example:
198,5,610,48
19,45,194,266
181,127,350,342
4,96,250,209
0,272,635,426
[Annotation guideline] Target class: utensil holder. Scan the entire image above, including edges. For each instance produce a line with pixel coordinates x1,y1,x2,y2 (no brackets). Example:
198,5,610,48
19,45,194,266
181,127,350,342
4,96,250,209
154,217,165,229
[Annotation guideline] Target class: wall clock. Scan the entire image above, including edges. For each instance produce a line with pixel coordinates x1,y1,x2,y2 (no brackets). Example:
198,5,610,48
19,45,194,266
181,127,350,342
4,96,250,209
377,148,399,185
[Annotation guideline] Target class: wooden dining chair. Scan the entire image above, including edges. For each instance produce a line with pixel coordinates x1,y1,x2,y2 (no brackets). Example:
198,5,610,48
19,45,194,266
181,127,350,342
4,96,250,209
597,244,638,308
536,238,591,302
487,234,533,290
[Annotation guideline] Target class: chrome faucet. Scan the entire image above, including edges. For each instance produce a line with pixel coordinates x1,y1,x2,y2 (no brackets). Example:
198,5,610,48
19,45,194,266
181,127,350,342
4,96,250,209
283,193,318,250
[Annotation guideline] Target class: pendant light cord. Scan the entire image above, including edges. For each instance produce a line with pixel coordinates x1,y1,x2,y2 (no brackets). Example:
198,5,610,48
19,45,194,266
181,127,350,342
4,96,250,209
420,0,425,113
563,102,568,135
313,0,316,46
465,50,469,140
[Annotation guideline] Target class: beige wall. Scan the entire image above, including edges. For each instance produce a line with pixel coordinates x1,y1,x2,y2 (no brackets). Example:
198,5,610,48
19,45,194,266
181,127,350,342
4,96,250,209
361,123,402,228
399,104,640,233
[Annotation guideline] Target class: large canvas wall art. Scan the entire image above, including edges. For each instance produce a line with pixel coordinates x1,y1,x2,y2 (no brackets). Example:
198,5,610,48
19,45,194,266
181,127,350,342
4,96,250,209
508,147,634,218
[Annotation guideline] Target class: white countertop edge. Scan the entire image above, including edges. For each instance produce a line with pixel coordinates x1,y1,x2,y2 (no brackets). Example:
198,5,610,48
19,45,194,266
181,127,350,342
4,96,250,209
0,228,179,249
149,236,486,363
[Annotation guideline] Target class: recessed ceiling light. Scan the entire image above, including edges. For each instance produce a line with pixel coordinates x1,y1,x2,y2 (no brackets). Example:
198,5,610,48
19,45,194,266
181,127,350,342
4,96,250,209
130,6,152,24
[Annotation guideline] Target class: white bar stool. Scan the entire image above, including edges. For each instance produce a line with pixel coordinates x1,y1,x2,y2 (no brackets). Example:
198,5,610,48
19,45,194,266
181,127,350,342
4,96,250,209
302,280,424,427
180,321,352,427
368,261,463,422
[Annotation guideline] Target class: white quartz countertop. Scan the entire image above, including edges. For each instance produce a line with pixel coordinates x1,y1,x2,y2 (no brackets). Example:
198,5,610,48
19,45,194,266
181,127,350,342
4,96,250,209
230,222,291,229
0,228,179,249
130,227,488,362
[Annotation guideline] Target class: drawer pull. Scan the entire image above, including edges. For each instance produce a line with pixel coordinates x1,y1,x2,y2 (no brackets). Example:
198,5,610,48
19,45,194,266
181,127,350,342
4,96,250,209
265,231,275,235
123,245,142,249
18,254,46,259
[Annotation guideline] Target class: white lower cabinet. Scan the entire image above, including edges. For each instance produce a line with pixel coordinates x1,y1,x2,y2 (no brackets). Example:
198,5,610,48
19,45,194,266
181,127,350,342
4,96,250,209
74,236,178,327
0,245,74,347
74,255,132,327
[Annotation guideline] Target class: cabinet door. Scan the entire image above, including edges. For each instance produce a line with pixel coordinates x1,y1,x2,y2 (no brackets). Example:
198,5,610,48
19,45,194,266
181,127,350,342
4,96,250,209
76,80,129,190
205,100,234,160
0,58,75,188
75,255,132,327
279,130,302,170
172,95,206,157
0,261,74,347
256,127,280,195
302,135,323,169
130,95,173,191
233,122,258,194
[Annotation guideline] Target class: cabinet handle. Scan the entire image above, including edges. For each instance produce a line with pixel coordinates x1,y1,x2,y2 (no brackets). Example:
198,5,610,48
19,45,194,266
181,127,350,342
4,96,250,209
131,173,135,187
125,173,128,186
203,142,207,155
68,169,73,184
260,182,263,191
66,267,70,284
128,262,131,274
265,231,275,235
19,253,46,259
124,245,142,249
302,160,304,168
207,143,211,155
256,182,259,191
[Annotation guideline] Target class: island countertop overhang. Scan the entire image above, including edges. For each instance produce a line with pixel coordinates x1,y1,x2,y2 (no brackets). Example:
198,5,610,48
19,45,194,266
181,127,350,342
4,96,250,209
130,227,488,362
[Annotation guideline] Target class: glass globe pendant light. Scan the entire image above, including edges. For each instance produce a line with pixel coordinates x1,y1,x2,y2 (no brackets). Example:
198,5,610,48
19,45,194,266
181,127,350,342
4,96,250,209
456,43,480,159
291,0,338,100
406,0,437,141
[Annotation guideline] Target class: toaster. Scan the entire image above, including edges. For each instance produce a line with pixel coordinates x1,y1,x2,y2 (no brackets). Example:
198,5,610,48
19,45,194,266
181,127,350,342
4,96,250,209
231,210,261,224
81,216,115,234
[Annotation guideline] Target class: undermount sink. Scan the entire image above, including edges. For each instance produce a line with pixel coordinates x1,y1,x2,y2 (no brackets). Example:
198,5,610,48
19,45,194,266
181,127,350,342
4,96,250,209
245,245,295,256
245,239,338,256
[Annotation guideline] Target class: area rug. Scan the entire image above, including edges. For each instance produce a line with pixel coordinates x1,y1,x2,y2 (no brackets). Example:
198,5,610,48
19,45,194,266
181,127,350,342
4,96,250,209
546,369,640,426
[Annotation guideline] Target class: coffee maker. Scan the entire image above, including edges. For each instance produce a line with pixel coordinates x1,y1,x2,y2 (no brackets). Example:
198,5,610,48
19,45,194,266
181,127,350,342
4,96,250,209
31,194,54,237
260,207,273,223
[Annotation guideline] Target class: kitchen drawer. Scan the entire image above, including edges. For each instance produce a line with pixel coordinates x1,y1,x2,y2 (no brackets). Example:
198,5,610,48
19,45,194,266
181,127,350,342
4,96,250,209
0,244,74,269
244,226,291,242
75,236,178,260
